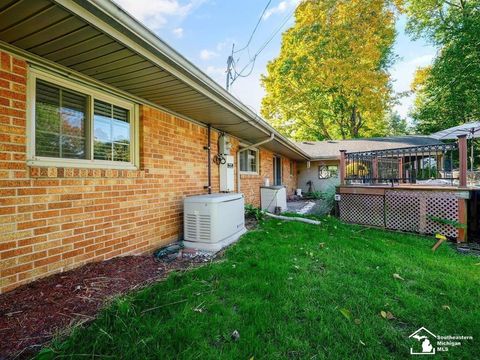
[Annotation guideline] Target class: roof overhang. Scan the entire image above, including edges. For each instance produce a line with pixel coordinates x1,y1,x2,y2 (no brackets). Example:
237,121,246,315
0,0,309,160
309,157,340,161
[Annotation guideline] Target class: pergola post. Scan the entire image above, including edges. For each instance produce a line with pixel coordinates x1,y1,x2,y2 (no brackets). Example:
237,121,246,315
340,150,347,185
372,157,379,183
456,135,468,242
398,158,403,183
458,134,468,187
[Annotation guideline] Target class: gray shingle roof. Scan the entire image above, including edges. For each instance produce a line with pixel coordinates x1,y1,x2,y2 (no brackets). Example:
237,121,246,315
295,136,444,160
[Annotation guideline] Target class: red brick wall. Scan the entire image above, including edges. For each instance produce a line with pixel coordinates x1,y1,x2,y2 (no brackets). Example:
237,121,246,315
0,50,297,293
240,149,273,207
240,149,297,207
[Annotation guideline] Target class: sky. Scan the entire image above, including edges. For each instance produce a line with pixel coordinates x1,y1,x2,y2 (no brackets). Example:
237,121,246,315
113,0,437,122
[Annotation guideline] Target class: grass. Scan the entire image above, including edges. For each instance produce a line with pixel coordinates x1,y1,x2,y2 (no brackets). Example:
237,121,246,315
38,217,480,359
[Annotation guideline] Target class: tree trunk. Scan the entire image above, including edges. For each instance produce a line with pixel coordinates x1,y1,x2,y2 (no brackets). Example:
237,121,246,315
350,106,359,138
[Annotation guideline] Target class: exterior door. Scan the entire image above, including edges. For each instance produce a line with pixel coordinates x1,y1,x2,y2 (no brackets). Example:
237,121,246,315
273,156,282,185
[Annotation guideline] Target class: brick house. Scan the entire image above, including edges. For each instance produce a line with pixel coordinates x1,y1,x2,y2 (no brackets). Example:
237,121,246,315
0,0,309,293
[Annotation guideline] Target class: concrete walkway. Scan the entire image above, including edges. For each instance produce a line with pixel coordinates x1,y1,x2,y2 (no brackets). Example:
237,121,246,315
287,199,331,216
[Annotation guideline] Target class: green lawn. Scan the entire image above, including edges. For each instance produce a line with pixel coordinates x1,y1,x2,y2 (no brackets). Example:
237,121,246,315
39,217,480,359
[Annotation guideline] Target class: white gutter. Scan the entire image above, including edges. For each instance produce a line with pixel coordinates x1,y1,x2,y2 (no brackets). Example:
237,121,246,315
240,133,275,151
237,133,275,193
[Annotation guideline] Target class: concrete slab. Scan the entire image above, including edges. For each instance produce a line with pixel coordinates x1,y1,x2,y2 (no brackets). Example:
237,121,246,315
287,199,331,216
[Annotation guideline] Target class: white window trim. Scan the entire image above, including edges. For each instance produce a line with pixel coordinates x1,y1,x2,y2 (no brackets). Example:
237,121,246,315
239,147,259,175
26,67,139,170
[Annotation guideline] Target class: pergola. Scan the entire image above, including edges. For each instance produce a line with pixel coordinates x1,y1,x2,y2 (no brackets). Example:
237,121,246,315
431,122,480,172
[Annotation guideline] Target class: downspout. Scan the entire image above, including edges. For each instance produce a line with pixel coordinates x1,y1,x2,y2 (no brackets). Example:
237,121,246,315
237,133,275,193
204,124,212,194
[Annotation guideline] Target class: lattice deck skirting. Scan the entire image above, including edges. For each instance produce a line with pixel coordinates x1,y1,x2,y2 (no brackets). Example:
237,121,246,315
338,187,467,239
339,194,384,227
385,190,458,238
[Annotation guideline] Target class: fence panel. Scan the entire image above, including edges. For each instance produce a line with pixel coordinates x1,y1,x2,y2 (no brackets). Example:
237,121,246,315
338,187,469,240
385,191,420,232
339,193,384,227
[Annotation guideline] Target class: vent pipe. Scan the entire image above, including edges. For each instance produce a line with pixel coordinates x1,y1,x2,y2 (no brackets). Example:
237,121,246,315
204,124,212,194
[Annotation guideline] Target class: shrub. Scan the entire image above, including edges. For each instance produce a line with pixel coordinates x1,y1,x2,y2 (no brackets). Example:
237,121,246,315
245,204,265,221
322,187,337,214
303,191,323,200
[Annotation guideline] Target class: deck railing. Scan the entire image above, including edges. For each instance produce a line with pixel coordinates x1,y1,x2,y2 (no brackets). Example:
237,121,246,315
339,135,469,187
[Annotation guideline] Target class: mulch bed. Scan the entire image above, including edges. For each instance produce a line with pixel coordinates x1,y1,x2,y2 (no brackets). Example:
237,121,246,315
0,254,208,359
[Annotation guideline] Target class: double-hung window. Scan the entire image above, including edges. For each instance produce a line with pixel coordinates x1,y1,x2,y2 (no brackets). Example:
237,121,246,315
28,69,137,169
239,148,259,174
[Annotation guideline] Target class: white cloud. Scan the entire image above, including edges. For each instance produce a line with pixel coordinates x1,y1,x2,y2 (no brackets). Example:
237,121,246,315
215,40,230,52
172,27,184,38
407,54,435,67
113,0,205,29
200,49,218,60
206,65,225,76
263,0,298,20
204,65,226,84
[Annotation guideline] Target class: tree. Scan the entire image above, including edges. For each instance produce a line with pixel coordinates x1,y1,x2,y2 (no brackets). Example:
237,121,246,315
406,0,480,134
261,0,399,140
386,111,410,135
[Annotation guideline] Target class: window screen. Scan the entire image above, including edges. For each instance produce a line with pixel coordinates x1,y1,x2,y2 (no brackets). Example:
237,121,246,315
239,149,257,172
93,100,130,162
35,80,87,159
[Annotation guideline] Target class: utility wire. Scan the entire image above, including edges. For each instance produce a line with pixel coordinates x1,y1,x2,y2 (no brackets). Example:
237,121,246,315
226,0,272,90
230,8,296,85
233,0,272,56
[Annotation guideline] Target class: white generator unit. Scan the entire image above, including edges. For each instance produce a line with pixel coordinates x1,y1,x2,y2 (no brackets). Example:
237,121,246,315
183,193,246,252
260,185,287,213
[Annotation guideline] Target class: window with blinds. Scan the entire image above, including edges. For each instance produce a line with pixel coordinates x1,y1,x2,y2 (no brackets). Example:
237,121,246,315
35,81,87,159
32,77,134,166
239,148,258,173
93,100,130,162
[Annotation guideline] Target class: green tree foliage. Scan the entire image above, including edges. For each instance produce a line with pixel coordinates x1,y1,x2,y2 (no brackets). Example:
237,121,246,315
261,0,399,140
386,111,410,135
406,0,480,134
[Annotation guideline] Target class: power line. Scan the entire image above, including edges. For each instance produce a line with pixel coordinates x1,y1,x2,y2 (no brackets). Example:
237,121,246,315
233,0,272,56
226,6,296,90
226,0,272,91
